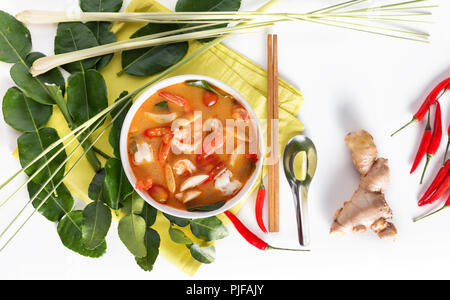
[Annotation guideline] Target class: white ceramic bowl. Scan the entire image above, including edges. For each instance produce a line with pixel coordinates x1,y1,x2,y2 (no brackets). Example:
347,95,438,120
120,75,263,219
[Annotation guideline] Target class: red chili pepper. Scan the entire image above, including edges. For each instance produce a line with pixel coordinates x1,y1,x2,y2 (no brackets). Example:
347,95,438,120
255,179,267,233
445,124,450,163
224,211,307,251
420,101,442,183
196,152,219,168
391,78,449,136
418,160,450,206
245,153,259,163
144,126,172,138
419,172,450,206
202,162,226,184
410,102,432,174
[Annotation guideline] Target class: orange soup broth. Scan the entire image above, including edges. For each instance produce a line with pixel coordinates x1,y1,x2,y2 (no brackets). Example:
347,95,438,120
127,82,257,210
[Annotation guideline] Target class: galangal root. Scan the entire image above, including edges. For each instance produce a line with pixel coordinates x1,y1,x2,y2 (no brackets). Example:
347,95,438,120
330,130,397,241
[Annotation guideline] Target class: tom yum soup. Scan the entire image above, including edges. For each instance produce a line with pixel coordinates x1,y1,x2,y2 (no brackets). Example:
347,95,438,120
127,80,259,211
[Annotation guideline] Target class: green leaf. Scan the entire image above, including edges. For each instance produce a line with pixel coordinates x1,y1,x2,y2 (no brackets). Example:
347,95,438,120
67,69,108,127
88,169,106,201
28,181,74,222
18,128,67,184
163,213,190,227
0,10,31,63
169,227,192,244
10,52,65,105
122,192,145,215
86,22,116,70
109,91,131,158
186,80,228,97
135,228,160,272
57,210,107,258
2,87,52,132
103,158,133,210
118,214,147,258
188,243,216,264
120,23,188,76
141,202,157,227
54,22,100,73
80,0,123,12
186,200,226,212
82,200,112,250
175,0,241,42
155,101,169,111
190,216,228,241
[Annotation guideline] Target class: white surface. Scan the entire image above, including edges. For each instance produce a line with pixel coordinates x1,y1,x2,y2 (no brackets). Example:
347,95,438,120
1,0,450,280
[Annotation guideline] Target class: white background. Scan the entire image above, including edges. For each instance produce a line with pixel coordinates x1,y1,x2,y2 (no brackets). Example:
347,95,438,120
1,0,450,280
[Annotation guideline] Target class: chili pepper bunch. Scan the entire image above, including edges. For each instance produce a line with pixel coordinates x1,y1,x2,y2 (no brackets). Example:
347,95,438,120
393,77,450,220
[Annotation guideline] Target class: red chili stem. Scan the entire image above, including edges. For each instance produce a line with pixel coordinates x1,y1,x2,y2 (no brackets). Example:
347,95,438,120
414,204,448,222
224,211,308,252
418,160,450,205
445,125,450,164
391,79,449,137
255,178,267,234
411,102,432,175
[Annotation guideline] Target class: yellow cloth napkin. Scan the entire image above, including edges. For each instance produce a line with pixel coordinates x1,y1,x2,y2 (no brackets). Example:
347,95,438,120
44,0,304,276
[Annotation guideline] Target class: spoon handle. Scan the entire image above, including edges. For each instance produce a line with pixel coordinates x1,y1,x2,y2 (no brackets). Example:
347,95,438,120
292,184,310,247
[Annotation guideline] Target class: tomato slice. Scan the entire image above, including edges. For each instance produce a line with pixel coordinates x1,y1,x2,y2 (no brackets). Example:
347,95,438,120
203,91,218,107
148,184,169,203
136,178,153,191
144,126,172,138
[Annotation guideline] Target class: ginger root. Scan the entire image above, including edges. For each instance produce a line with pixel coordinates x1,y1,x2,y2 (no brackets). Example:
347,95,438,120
330,130,397,241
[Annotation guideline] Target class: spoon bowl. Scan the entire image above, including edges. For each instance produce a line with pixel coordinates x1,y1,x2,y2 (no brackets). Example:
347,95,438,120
283,135,317,247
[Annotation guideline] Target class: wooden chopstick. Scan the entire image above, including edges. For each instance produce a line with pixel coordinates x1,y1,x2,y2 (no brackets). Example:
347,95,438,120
267,34,279,233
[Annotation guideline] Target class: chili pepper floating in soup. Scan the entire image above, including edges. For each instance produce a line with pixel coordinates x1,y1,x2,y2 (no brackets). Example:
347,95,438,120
246,153,259,164
410,101,432,175
255,178,267,233
392,78,449,136
144,126,172,138
196,152,219,168
420,101,443,183
149,184,169,204
202,162,226,185
418,160,450,206
224,211,308,251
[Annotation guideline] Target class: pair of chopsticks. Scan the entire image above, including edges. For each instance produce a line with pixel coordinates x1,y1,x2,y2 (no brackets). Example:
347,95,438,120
267,34,279,233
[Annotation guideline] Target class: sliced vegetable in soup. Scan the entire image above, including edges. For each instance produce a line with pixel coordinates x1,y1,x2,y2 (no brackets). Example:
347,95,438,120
127,81,259,211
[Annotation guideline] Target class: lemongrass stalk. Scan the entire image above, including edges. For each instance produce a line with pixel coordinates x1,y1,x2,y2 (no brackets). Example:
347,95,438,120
0,114,108,242
0,121,95,209
337,0,433,14
298,17,429,43
308,0,363,14
30,21,274,76
323,0,369,14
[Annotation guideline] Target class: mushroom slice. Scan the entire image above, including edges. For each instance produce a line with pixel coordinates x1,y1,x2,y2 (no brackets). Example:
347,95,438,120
173,159,196,175
178,189,202,203
214,169,242,196
145,112,177,124
180,175,209,192
133,142,154,165
165,164,176,193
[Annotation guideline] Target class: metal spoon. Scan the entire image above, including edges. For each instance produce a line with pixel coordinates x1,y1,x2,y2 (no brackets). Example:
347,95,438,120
283,135,317,247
